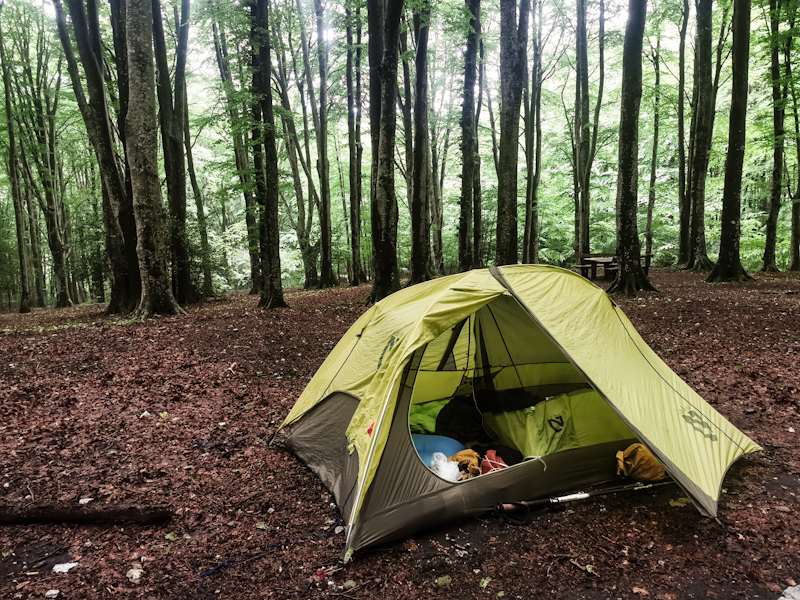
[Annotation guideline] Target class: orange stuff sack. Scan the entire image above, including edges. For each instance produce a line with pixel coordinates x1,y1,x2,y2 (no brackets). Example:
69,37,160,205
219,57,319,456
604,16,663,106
616,443,666,482
449,449,481,480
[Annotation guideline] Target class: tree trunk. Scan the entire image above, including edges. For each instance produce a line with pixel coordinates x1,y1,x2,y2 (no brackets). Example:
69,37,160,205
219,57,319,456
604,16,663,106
183,91,213,299
126,0,185,318
646,35,660,258
496,0,530,266
763,0,784,272
54,0,138,314
685,0,715,271
346,8,366,286
408,1,433,285
788,23,800,271
707,0,752,283
367,0,403,303
0,9,31,313
152,0,191,304
253,0,287,308
523,0,542,264
210,16,261,294
676,0,690,266
607,0,655,296
314,0,336,288
459,0,480,272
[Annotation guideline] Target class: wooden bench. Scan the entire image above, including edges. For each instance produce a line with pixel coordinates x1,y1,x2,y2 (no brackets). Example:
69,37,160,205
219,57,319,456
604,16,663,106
574,252,652,280
575,253,616,280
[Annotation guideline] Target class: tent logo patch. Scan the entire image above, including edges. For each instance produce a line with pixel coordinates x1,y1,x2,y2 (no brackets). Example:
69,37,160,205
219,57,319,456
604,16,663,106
681,410,718,442
547,415,564,433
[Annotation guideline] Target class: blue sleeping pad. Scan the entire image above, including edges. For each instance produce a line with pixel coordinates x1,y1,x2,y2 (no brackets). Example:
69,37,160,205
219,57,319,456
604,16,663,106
411,434,467,468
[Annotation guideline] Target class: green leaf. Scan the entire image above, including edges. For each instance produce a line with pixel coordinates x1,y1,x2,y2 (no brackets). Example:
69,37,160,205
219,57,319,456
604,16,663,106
344,580,357,589
480,577,492,589
497,592,505,598
437,576,452,586
734,365,743,371
245,403,254,410
586,564,594,573
159,411,168,419
256,522,267,530
164,532,176,541
669,497,692,508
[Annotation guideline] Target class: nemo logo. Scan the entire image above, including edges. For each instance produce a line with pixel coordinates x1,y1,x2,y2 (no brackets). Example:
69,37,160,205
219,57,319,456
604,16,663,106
682,410,718,442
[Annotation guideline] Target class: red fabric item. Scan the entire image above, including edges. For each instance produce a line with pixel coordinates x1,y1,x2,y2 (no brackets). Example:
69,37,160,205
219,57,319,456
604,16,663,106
481,449,508,474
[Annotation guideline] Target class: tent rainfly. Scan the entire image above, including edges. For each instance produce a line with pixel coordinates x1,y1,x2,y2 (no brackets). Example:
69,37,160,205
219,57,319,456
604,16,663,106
279,265,761,561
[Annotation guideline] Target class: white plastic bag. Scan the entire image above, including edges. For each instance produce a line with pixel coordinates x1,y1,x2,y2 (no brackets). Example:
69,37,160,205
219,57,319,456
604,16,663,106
431,452,461,482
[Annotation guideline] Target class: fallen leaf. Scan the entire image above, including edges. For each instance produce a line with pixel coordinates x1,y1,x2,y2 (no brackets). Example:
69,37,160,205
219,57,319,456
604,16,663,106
633,587,649,596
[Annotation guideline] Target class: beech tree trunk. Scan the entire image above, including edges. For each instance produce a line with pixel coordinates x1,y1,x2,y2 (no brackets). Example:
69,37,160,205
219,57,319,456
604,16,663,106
408,1,433,284
346,8,366,286
459,0,480,272
314,0,336,288
763,0,784,272
210,16,260,293
367,0,403,303
496,0,530,266
707,0,752,283
152,0,191,304
126,0,184,318
54,0,139,314
789,28,800,271
685,0,715,271
0,7,31,313
677,0,690,266
607,0,656,296
254,0,287,308
646,35,660,258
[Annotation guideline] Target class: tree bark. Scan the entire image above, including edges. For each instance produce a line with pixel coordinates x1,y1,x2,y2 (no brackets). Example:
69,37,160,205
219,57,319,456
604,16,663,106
646,35,660,258
684,0,715,271
254,0,287,309
313,0,336,288
459,0,480,272
706,0,752,283
152,0,191,304
346,7,366,286
763,0,784,272
210,14,261,293
54,0,139,314
0,6,31,313
408,2,433,285
126,0,184,318
788,21,800,271
496,0,530,266
676,0,690,266
607,0,656,296
367,0,403,303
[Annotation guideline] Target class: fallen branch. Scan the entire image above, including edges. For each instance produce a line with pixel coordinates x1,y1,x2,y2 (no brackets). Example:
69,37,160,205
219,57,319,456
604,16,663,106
0,503,172,525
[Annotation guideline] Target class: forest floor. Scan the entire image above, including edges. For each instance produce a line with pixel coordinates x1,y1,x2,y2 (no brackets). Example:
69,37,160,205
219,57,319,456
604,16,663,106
0,269,798,600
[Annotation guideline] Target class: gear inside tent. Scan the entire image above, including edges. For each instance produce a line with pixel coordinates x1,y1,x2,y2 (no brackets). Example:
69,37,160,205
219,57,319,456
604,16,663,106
279,266,761,561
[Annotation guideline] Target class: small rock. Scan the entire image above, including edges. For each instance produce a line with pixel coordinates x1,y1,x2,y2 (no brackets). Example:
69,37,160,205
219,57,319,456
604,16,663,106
780,585,800,600
140,411,151,418
52,562,79,573
790,428,796,433
126,565,144,584
45,591,60,599
78,498,93,505
775,506,792,513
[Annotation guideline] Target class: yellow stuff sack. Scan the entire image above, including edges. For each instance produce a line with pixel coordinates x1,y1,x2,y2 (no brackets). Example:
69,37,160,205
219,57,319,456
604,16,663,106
616,443,666,482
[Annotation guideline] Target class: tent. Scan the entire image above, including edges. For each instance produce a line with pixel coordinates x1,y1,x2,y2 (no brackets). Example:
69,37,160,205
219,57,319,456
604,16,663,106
279,265,760,561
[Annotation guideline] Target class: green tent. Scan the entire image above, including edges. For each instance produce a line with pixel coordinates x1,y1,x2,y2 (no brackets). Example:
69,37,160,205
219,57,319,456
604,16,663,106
280,265,760,561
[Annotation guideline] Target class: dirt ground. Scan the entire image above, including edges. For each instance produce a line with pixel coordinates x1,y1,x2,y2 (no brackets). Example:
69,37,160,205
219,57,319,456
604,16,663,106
0,269,798,600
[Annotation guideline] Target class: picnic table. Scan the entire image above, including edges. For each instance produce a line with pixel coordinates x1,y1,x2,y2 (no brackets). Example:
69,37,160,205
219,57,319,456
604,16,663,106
575,253,652,280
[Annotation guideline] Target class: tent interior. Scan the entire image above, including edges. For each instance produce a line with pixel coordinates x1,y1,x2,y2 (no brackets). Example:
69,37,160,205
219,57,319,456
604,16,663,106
408,294,638,479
